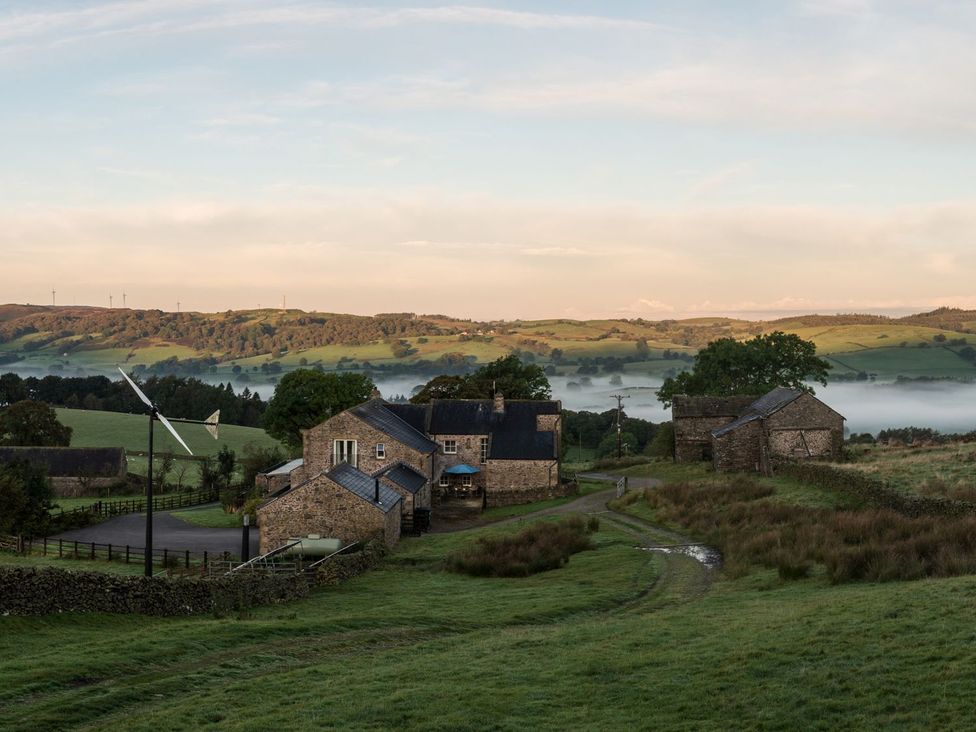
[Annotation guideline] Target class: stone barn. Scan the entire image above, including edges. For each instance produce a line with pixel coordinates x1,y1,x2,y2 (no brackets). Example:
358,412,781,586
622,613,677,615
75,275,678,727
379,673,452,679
711,388,845,473
257,462,402,553
0,446,127,496
672,395,758,463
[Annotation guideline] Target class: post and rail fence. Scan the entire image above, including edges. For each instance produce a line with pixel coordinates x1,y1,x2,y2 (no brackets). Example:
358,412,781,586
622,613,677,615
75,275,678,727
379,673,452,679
52,486,222,519
0,532,230,572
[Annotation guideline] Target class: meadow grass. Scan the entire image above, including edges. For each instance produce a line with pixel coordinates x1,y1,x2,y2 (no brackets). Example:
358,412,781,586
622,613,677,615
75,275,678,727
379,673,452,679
0,551,146,576
826,346,976,379
841,442,976,498
55,408,282,458
170,505,241,529
4,513,976,729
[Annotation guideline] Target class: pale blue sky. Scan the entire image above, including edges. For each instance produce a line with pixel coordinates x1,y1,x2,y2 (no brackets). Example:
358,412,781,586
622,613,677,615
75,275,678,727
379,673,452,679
2,1,975,318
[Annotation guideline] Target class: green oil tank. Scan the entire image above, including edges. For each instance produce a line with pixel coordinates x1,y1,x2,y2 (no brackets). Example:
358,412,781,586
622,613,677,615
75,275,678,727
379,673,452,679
284,535,343,556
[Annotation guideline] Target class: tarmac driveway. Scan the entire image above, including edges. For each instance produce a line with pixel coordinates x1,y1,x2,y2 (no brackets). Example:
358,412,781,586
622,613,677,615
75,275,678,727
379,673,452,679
53,504,258,556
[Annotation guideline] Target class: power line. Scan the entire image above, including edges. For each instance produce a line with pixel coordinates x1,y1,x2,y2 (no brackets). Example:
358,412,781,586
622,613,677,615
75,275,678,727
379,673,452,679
609,393,630,459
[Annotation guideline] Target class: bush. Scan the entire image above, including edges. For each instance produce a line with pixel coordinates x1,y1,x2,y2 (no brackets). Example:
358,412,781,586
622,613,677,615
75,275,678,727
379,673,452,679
447,517,597,578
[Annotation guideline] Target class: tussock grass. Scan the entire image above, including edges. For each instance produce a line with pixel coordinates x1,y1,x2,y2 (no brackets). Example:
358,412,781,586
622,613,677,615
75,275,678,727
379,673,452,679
447,516,599,577
642,476,976,583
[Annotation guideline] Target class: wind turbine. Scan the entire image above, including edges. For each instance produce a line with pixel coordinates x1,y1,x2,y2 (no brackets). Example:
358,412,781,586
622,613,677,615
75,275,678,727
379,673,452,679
118,367,220,576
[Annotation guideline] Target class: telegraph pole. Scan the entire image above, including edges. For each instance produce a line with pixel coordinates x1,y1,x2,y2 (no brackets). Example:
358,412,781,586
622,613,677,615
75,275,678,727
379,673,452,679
610,393,630,458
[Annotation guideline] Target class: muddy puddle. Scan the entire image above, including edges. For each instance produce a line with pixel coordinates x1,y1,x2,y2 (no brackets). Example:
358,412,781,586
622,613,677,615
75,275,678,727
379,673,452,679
640,544,722,569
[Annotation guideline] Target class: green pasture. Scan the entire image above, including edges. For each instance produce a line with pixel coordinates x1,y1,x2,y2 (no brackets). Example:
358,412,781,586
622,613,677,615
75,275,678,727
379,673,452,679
55,408,281,457
4,502,976,728
792,324,969,355
825,346,976,379
170,505,242,529
841,442,976,497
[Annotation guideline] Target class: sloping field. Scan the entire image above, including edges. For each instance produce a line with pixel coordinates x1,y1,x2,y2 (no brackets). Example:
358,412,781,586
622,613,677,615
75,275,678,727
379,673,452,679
55,408,281,457
791,324,969,354
825,347,976,379
2,515,976,729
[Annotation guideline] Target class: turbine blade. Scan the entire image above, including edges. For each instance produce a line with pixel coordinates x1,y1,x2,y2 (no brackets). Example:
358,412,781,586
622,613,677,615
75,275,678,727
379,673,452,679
205,410,220,440
117,367,153,409
157,411,193,455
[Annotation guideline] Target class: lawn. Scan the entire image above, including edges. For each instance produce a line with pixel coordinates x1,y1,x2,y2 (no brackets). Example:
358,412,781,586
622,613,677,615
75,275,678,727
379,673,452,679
4,507,976,728
170,505,242,528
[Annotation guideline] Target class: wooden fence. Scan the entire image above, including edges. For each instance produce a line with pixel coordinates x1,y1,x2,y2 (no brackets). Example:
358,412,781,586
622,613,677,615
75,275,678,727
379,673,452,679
3,534,231,571
54,487,222,518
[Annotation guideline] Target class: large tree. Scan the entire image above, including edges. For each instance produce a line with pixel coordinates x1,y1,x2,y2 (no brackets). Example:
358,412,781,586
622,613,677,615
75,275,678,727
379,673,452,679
0,400,72,446
411,354,551,404
656,331,830,408
0,460,53,536
264,370,375,451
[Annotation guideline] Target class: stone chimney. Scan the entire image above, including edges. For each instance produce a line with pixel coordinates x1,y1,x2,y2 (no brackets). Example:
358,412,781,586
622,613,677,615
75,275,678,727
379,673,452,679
370,387,382,400
493,391,505,414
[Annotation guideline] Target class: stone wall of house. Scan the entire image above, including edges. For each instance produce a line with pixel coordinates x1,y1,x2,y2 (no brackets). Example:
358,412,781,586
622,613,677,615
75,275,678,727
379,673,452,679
536,414,560,432
712,420,762,472
379,476,416,515
257,474,400,553
482,459,561,506
303,412,430,477
431,433,488,491
765,394,844,460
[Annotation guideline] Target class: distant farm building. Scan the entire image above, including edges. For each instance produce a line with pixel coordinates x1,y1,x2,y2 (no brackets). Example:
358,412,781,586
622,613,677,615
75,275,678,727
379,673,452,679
0,446,127,495
673,388,844,473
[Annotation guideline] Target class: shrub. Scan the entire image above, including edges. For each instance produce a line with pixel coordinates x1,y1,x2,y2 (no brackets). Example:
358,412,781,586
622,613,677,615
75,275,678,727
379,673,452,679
446,517,597,578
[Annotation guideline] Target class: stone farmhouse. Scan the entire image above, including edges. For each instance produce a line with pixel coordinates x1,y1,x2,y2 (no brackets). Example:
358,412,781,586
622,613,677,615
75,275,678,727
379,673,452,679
672,388,844,474
256,393,564,552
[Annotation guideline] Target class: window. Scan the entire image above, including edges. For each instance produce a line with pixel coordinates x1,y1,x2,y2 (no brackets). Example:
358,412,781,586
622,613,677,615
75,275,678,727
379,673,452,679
439,474,450,487
461,475,472,487
376,443,385,459
443,439,457,454
480,437,489,464
333,439,357,468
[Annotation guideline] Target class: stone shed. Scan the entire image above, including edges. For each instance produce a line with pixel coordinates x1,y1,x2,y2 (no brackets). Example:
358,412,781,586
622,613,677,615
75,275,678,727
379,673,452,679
711,388,845,473
257,462,401,553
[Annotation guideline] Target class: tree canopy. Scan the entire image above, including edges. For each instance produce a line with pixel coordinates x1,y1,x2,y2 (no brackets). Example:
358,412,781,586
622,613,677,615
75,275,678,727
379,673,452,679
411,355,551,403
0,400,72,446
0,460,53,536
656,331,831,407
263,370,376,451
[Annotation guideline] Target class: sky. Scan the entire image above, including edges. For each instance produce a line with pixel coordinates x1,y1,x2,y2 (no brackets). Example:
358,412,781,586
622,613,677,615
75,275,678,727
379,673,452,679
2,0,976,320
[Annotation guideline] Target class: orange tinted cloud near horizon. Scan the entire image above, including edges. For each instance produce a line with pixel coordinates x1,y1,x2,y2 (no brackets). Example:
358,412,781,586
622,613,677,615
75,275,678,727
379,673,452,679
3,194,975,320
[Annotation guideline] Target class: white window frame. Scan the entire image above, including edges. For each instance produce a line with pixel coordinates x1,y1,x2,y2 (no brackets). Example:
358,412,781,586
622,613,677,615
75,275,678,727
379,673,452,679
376,443,385,459
439,474,450,487
443,439,457,455
461,475,472,487
480,437,489,464
333,439,358,468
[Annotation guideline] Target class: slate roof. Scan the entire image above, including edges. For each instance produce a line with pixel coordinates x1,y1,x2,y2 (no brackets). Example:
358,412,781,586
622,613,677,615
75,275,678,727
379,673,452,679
326,462,402,513
711,388,815,438
428,399,559,435
384,403,429,434
672,395,758,419
378,462,428,494
489,430,557,460
266,458,304,476
350,399,438,454
0,447,125,478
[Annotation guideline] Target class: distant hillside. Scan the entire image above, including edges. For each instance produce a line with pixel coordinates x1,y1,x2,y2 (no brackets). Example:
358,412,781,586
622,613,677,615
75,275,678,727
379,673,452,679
1,304,975,382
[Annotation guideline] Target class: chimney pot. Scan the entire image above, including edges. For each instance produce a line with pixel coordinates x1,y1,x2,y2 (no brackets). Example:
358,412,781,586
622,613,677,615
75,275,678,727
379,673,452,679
493,391,505,414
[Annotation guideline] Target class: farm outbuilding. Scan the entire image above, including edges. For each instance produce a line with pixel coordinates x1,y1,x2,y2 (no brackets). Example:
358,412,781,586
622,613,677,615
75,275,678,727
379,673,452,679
671,388,845,474
0,446,127,496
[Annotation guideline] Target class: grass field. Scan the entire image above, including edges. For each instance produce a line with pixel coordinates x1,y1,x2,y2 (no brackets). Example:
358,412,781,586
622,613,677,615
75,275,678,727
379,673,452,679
4,502,976,728
55,408,282,460
170,505,242,528
826,346,976,379
841,442,976,498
